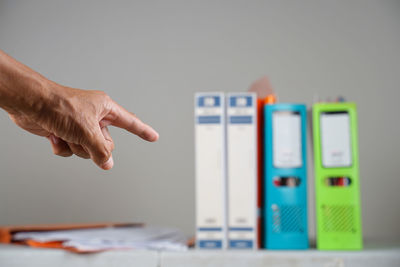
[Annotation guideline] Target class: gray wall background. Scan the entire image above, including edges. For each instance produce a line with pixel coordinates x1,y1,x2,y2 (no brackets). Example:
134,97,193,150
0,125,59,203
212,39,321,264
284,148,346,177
0,0,399,242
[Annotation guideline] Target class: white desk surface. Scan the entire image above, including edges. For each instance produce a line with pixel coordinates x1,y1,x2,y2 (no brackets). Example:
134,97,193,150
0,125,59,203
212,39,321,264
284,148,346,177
0,244,399,267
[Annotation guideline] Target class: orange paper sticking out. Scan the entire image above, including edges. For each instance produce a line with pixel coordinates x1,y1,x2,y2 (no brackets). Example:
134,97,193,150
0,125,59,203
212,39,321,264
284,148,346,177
26,240,67,249
248,76,276,249
248,76,275,100
0,222,142,253
265,94,276,104
25,240,106,253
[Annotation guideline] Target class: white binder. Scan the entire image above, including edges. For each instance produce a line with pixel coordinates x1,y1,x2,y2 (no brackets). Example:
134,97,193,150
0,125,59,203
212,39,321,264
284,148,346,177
226,93,257,249
195,92,227,249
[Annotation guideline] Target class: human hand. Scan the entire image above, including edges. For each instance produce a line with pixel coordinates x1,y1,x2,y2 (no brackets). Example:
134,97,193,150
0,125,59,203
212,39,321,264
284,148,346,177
8,84,159,170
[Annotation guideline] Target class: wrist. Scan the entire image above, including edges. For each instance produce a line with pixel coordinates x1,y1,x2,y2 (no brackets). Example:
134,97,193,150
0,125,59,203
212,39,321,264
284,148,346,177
5,77,54,116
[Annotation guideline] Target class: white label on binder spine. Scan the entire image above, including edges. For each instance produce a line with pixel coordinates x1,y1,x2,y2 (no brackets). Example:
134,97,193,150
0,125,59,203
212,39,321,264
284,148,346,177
320,112,352,167
273,111,302,168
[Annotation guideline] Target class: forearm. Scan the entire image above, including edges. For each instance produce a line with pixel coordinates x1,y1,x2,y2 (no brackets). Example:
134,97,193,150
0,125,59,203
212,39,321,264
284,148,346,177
0,50,58,116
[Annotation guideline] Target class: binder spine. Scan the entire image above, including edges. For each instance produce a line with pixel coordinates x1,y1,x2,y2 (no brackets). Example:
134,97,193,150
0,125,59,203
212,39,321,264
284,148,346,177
226,93,257,249
312,102,363,250
195,93,227,249
256,98,266,249
264,104,309,249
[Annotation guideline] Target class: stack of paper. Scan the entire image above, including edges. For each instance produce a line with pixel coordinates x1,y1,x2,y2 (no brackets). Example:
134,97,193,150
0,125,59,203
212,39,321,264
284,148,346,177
14,226,188,252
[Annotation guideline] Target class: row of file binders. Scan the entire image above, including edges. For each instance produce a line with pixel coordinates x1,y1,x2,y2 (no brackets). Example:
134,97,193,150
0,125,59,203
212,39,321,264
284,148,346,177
194,92,362,250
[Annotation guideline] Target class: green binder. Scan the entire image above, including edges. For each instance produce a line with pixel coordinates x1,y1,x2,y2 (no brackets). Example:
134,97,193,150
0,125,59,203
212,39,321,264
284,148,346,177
312,102,363,250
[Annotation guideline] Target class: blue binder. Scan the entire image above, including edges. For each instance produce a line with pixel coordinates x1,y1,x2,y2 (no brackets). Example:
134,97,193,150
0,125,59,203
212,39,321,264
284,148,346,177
264,104,309,249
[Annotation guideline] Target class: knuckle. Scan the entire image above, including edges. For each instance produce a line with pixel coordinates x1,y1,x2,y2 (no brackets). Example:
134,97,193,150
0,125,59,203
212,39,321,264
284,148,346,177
54,150,72,157
90,90,110,103
104,93,111,101
98,90,110,100
92,89,105,95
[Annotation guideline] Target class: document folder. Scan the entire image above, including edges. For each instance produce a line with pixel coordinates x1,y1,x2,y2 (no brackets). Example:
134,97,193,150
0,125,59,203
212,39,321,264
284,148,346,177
195,93,227,249
264,104,309,249
312,102,363,250
226,93,257,249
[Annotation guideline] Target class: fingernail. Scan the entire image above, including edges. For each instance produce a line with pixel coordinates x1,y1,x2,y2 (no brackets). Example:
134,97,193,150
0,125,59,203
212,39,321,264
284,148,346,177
51,135,59,145
102,155,114,170
151,131,159,141
144,130,159,142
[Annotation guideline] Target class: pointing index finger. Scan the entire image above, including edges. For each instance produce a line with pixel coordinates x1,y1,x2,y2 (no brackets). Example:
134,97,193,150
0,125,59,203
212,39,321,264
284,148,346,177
106,101,159,142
